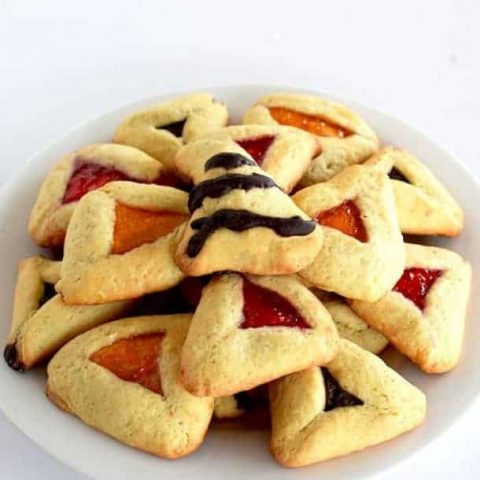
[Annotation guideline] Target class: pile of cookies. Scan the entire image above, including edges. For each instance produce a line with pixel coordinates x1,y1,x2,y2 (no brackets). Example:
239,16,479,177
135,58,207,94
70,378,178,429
4,92,471,467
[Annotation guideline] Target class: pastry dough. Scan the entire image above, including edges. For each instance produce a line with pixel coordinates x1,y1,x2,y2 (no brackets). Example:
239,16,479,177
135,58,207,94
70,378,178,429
365,147,464,236
351,244,471,373
243,92,378,185
269,339,427,466
323,299,388,354
174,125,318,192
57,182,188,304
4,257,133,370
114,93,228,170
47,314,214,458
28,143,170,247
294,164,404,301
180,274,339,397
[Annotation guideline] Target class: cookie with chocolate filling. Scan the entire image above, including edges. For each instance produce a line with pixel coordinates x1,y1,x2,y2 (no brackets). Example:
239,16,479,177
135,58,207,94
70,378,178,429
269,339,427,467
351,244,471,373
293,163,404,302
365,147,464,236
28,144,174,248
174,124,318,192
114,93,228,170
4,257,134,370
213,387,267,420
180,274,339,397
47,314,213,459
57,182,188,304
242,92,378,186
175,153,323,276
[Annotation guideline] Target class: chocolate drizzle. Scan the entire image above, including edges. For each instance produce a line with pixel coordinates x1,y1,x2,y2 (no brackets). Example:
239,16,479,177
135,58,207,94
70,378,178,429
187,209,316,257
188,173,279,213
388,167,411,184
155,119,186,137
321,367,364,412
204,152,256,172
4,344,25,372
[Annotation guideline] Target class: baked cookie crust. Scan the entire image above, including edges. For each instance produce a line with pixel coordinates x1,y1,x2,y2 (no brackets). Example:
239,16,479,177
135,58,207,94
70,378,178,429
47,314,214,459
114,93,228,170
269,340,426,467
242,92,378,185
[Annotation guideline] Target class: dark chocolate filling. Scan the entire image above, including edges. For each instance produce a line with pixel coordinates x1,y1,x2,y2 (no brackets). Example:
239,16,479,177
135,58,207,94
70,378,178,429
4,344,25,372
155,119,186,137
234,391,257,411
204,152,256,172
321,367,364,411
388,167,411,184
188,173,279,213
38,282,57,308
187,209,316,257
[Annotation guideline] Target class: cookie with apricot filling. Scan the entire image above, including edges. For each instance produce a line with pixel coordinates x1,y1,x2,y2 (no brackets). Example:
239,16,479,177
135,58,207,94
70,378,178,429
365,147,464,236
175,153,323,276
47,314,213,459
28,143,174,248
57,182,189,304
242,92,378,185
174,124,318,192
114,93,228,170
4,256,134,371
180,274,338,397
269,340,426,467
293,163,404,302
351,244,471,373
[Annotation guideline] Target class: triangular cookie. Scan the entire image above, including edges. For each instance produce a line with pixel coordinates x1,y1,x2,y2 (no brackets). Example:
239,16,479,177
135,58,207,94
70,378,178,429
242,92,378,186
175,153,323,276
47,314,213,459
293,163,404,301
114,93,228,170
174,124,319,192
28,143,175,248
365,147,464,236
323,298,388,354
57,182,189,304
180,274,339,397
269,339,426,466
3,256,134,371
351,243,471,373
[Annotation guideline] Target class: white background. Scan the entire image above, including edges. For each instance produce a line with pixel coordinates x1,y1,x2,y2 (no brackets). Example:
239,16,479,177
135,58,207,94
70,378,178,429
0,1,479,478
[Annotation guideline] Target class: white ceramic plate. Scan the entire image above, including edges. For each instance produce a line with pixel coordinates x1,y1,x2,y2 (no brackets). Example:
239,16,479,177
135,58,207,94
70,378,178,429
0,85,478,480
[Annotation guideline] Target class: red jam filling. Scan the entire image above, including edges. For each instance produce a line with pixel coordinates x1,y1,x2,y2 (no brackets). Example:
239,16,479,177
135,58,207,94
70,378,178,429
241,277,310,329
236,135,275,165
63,160,136,204
90,333,164,394
268,106,352,138
393,267,443,311
317,200,367,242
111,203,188,255
63,159,181,204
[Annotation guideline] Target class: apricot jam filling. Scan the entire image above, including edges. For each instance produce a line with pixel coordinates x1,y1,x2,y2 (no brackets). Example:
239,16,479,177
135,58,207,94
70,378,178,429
268,106,352,138
317,200,367,242
111,203,188,254
90,333,164,394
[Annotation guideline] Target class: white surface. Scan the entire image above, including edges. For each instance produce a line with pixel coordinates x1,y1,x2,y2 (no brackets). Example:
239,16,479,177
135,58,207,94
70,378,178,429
0,1,479,479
